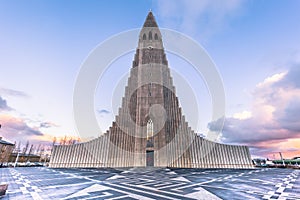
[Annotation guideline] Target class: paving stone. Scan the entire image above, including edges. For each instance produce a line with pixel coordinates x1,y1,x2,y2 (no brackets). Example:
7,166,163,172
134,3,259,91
0,167,299,199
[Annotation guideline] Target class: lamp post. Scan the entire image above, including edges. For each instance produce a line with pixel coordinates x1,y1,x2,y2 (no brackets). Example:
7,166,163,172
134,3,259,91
14,151,21,168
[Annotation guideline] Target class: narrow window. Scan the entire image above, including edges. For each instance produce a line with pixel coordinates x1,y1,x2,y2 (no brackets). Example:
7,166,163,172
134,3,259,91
149,31,152,40
147,119,153,140
143,33,147,40
148,83,152,96
154,33,158,40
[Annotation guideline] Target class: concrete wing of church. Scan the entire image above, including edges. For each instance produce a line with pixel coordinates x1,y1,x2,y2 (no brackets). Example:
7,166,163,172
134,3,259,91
49,12,253,169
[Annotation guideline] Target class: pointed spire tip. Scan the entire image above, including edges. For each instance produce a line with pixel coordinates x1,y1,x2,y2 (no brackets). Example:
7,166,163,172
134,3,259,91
143,11,158,27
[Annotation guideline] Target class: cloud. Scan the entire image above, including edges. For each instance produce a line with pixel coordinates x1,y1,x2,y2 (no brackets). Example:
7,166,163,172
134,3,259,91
0,87,28,97
39,121,58,128
233,110,252,120
97,109,110,114
0,96,12,111
208,65,300,158
0,93,56,146
156,0,245,37
0,114,44,143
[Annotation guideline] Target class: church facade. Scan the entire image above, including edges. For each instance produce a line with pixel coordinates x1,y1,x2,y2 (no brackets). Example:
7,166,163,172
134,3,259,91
49,12,253,169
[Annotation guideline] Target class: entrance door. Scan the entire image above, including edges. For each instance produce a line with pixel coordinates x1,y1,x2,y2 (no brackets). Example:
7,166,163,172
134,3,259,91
146,150,154,166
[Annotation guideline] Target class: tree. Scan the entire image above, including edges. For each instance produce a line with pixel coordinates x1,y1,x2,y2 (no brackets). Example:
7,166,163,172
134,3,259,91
52,137,56,147
23,141,29,155
17,141,21,152
35,144,41,155
27,144,34,162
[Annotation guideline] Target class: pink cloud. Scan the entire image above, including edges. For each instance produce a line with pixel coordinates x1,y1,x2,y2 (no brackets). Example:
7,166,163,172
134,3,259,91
208,65,300,158
0,114,43,142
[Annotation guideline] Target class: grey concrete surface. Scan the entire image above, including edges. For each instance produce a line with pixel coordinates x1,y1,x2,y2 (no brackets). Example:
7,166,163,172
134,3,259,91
0,167,299,199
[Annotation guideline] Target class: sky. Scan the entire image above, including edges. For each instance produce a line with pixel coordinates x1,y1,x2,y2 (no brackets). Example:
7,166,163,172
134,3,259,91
0,0,300,159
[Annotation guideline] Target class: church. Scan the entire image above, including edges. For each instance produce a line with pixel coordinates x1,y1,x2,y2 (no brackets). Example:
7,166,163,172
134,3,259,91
49,12,253,169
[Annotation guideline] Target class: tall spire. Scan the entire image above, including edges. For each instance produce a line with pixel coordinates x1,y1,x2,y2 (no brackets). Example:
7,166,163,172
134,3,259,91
137,11,164,57
143,11,158,27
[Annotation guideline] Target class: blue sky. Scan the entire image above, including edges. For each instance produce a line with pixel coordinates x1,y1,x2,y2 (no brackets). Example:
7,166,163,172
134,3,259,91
1,0,300,158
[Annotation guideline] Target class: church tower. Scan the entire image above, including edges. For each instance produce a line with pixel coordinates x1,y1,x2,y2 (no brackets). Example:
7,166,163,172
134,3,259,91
118,11,192,167
49,12,253,169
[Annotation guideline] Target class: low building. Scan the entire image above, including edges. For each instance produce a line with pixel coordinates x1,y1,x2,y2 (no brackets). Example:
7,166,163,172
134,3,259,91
0,137,15,166
8,153,41,163
273,157,300,165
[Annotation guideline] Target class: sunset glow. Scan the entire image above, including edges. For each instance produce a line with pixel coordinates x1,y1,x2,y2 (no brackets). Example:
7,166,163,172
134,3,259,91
1,0,299,159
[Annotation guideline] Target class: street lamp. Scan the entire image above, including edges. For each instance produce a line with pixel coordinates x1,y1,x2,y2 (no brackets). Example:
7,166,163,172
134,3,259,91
14,151,21,168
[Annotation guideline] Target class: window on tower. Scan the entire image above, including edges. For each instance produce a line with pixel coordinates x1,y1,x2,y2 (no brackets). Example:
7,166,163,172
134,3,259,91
148,83,152,96
146,119,154,148
143,33,147,40
147,119,153,140
149,31,152,40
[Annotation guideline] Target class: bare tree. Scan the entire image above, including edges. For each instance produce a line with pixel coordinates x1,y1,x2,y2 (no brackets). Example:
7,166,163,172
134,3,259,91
67,137,73,145
27,144,33,161
52,137,56,147
28,144,33,155
23,141,29,155
17,141,21,152
35,144,41,155
63,135,67,145
59,136,67,145
39,146,45,162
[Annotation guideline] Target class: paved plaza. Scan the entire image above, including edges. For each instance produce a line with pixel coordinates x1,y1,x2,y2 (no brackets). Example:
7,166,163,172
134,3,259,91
0,167,299,199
